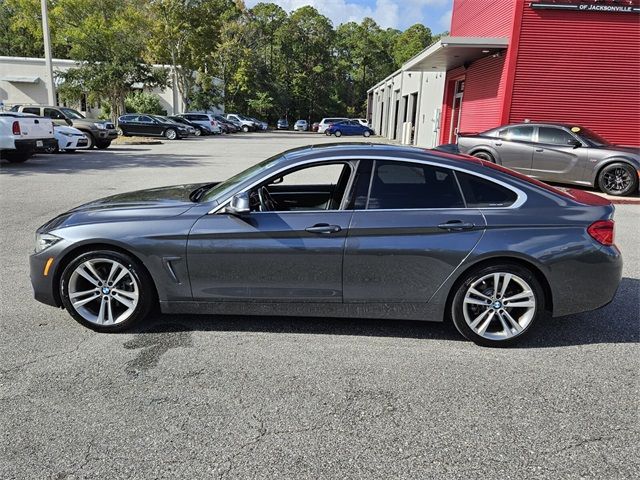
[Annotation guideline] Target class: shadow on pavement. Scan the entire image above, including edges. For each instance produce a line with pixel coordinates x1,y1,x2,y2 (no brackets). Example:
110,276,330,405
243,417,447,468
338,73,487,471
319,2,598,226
0,150,210,177
129,277,639,349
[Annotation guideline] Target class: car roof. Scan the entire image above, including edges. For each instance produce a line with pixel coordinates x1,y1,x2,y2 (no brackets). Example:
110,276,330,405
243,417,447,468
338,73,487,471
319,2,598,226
488,122,581,130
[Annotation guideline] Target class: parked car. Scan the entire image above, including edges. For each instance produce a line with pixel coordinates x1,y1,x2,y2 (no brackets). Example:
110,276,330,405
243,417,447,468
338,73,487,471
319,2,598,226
117,114,190,139
325,120,374,137
29,144,622,348
294,120,308,131
0,112,56,163
277,119,289,130
177,113,222,135
317,117,349,134
311,122,320,132
168,116,210,136
213,115,239,133
225,114,257,132
44,124,90,153
353,118,370,128
10,105,117,149
456,122,640,196
249,117,268,131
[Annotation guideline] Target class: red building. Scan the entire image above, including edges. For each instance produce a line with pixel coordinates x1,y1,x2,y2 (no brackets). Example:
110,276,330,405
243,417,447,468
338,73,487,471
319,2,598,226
440,0,640,146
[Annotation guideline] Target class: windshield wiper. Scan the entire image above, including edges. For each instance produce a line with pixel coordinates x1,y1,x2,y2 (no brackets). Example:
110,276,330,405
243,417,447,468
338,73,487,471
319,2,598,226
189,183,217,203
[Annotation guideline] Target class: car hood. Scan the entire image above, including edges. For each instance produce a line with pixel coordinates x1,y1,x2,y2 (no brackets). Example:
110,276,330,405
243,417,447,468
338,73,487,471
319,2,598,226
39,183,217,231
54,125,84,135
601,145,640,156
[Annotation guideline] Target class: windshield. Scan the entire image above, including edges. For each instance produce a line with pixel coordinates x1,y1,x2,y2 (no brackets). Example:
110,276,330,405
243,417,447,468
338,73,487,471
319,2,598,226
60,108,85,119
575,126,609,147
199,154,283,203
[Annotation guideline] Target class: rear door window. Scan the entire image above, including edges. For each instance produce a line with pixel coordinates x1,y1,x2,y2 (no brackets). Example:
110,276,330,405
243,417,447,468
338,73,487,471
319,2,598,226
366,161,465,209
505,126,534,142
22,107,40,115
456,172,517,208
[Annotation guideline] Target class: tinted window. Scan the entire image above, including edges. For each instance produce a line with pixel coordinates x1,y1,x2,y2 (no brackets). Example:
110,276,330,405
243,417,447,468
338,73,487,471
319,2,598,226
456,172,517,208
44,108,65,119
138,116,154,123
505,126,534,142
22,107,40,115
367,161,464,209
537,127,576,146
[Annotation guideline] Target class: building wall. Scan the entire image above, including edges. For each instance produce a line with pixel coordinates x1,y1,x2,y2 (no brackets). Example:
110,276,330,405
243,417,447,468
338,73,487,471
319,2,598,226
0,56,188,117
450,0,517,37
508,3,640,146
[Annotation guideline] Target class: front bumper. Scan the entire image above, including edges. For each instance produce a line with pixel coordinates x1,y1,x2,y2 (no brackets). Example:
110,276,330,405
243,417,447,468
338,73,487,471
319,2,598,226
30,250,61,307
94,129,118,140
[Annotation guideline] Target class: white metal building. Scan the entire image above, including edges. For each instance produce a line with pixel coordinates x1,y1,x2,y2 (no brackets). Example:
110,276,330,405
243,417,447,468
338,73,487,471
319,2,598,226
0,56,186,116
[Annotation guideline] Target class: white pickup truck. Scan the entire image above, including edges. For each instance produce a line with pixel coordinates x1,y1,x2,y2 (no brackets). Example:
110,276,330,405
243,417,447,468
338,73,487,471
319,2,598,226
0,112,56,163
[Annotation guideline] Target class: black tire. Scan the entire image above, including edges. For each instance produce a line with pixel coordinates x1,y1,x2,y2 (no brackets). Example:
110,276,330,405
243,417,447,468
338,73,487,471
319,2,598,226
335,130,342,137
242,125,250,133
164,128,178,140
44,144,59,154
64,149,77,154
472,151,495,162
450,263,544,347
597,162,638,197
95,140,111,150
363,130,371,138
194,128,202,137
84,132,96,149
2,150,31,163
60,250,155,332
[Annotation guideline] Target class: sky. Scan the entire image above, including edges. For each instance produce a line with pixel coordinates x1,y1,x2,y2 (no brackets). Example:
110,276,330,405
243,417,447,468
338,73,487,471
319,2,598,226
244,0,454,33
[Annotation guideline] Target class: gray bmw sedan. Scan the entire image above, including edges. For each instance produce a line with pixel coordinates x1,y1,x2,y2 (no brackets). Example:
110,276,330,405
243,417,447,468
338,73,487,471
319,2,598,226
30,144,622,346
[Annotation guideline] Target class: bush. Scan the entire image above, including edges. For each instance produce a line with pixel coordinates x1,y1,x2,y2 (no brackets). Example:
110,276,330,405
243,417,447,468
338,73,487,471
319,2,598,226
125,91,165,115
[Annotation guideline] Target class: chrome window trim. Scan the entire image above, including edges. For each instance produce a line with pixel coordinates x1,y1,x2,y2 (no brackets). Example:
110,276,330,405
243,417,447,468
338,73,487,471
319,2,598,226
207,155,528,214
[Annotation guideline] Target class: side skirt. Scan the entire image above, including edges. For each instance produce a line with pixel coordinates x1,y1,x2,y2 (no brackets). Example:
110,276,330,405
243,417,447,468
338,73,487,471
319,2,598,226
160,300,445,322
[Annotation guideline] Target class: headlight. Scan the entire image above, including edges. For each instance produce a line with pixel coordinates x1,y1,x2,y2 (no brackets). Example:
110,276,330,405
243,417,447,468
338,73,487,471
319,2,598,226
94,123,107,130
35,233,61,253
60,131,74,137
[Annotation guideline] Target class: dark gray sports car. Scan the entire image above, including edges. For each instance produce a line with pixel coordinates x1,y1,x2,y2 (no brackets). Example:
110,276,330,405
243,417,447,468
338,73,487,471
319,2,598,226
30,144,622,346
455,123,640,196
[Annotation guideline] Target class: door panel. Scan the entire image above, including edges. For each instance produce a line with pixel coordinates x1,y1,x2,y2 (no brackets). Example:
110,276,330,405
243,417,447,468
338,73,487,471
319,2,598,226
188,211,353,302
344,209,485,303
531,127,585,183
493,126,536,173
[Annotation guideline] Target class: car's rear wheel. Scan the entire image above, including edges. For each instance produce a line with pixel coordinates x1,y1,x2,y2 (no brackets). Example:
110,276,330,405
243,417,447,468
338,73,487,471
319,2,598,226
598,162,638,196
472,151,495,162
451,264,543,347
363,130,371,137
60,250,154,332
2,150,31,163
164,128,178,140
242,125,250,133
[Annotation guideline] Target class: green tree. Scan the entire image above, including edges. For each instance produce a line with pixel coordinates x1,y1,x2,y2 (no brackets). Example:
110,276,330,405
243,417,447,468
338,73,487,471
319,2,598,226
392,24,432,65
125,91,165,115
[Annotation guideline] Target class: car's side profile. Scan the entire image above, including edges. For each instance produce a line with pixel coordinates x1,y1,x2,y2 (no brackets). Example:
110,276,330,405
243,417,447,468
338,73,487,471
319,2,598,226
456,123,640,196
117,114,191,139
326,120,374,137
30,144,622,346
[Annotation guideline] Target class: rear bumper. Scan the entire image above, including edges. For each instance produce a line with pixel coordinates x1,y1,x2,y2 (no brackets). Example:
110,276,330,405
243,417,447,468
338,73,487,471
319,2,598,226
26,138,58,152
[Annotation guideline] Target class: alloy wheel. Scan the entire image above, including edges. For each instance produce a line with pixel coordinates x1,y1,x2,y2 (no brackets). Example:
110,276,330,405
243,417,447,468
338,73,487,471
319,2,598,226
602,167,632,194
165,129,177,140
68,258,139,326
462,272,536,341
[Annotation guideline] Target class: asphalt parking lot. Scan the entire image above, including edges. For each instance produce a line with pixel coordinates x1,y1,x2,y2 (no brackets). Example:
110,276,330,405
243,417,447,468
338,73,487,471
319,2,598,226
1,132,638,479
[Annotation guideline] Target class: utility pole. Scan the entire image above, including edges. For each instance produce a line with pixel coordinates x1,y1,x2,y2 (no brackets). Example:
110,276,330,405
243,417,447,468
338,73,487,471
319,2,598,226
41,0,56,105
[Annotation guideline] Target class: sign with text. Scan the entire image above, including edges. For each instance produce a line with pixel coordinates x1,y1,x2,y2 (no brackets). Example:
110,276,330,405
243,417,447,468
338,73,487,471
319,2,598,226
531,1,640,14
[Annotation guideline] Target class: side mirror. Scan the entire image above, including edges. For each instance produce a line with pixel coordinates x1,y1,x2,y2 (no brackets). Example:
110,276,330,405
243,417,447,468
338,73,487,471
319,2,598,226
65,118,73,126
271,176,284,185
226,192,250,215
568,139,581,148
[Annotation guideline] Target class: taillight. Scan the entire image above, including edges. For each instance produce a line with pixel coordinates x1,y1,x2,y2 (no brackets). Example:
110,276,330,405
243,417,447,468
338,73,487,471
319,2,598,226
587,220,615,246
12,121,21,136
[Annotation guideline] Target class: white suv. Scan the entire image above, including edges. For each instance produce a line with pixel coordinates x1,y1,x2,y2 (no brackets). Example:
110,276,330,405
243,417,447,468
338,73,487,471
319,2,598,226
318,117,349,134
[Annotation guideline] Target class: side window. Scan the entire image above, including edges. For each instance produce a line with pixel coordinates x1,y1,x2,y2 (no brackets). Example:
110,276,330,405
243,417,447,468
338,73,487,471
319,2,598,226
275,164,347,187
138,116,153,123
538,127,577,146
456,172,517,208
505,126,534,142
22,107,40,115
367,161,464,209
44,108,65,119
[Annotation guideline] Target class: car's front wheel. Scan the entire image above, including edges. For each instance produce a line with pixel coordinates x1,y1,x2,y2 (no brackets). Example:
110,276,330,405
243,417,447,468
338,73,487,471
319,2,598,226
598,162,638,196
193,128,202,137
164,128,178,140
451,264,543,347
60,250,155,332
95,140,111,149
242,125,250,133
363,130,371,137
334,130,342,137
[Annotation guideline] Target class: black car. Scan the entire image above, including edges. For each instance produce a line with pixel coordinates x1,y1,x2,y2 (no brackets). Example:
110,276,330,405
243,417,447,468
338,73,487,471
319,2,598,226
214,115,239,133
117,114,190,140
168,116,210,136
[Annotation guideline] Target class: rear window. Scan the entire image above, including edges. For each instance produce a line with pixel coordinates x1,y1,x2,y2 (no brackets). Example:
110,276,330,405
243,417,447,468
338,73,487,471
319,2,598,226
186,114,207,120
456,172,517,208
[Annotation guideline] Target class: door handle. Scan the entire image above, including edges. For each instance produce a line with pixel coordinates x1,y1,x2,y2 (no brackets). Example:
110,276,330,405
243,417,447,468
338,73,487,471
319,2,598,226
494,142,502,146
535,148,544,152
437,220,476,231
305,223,342,234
